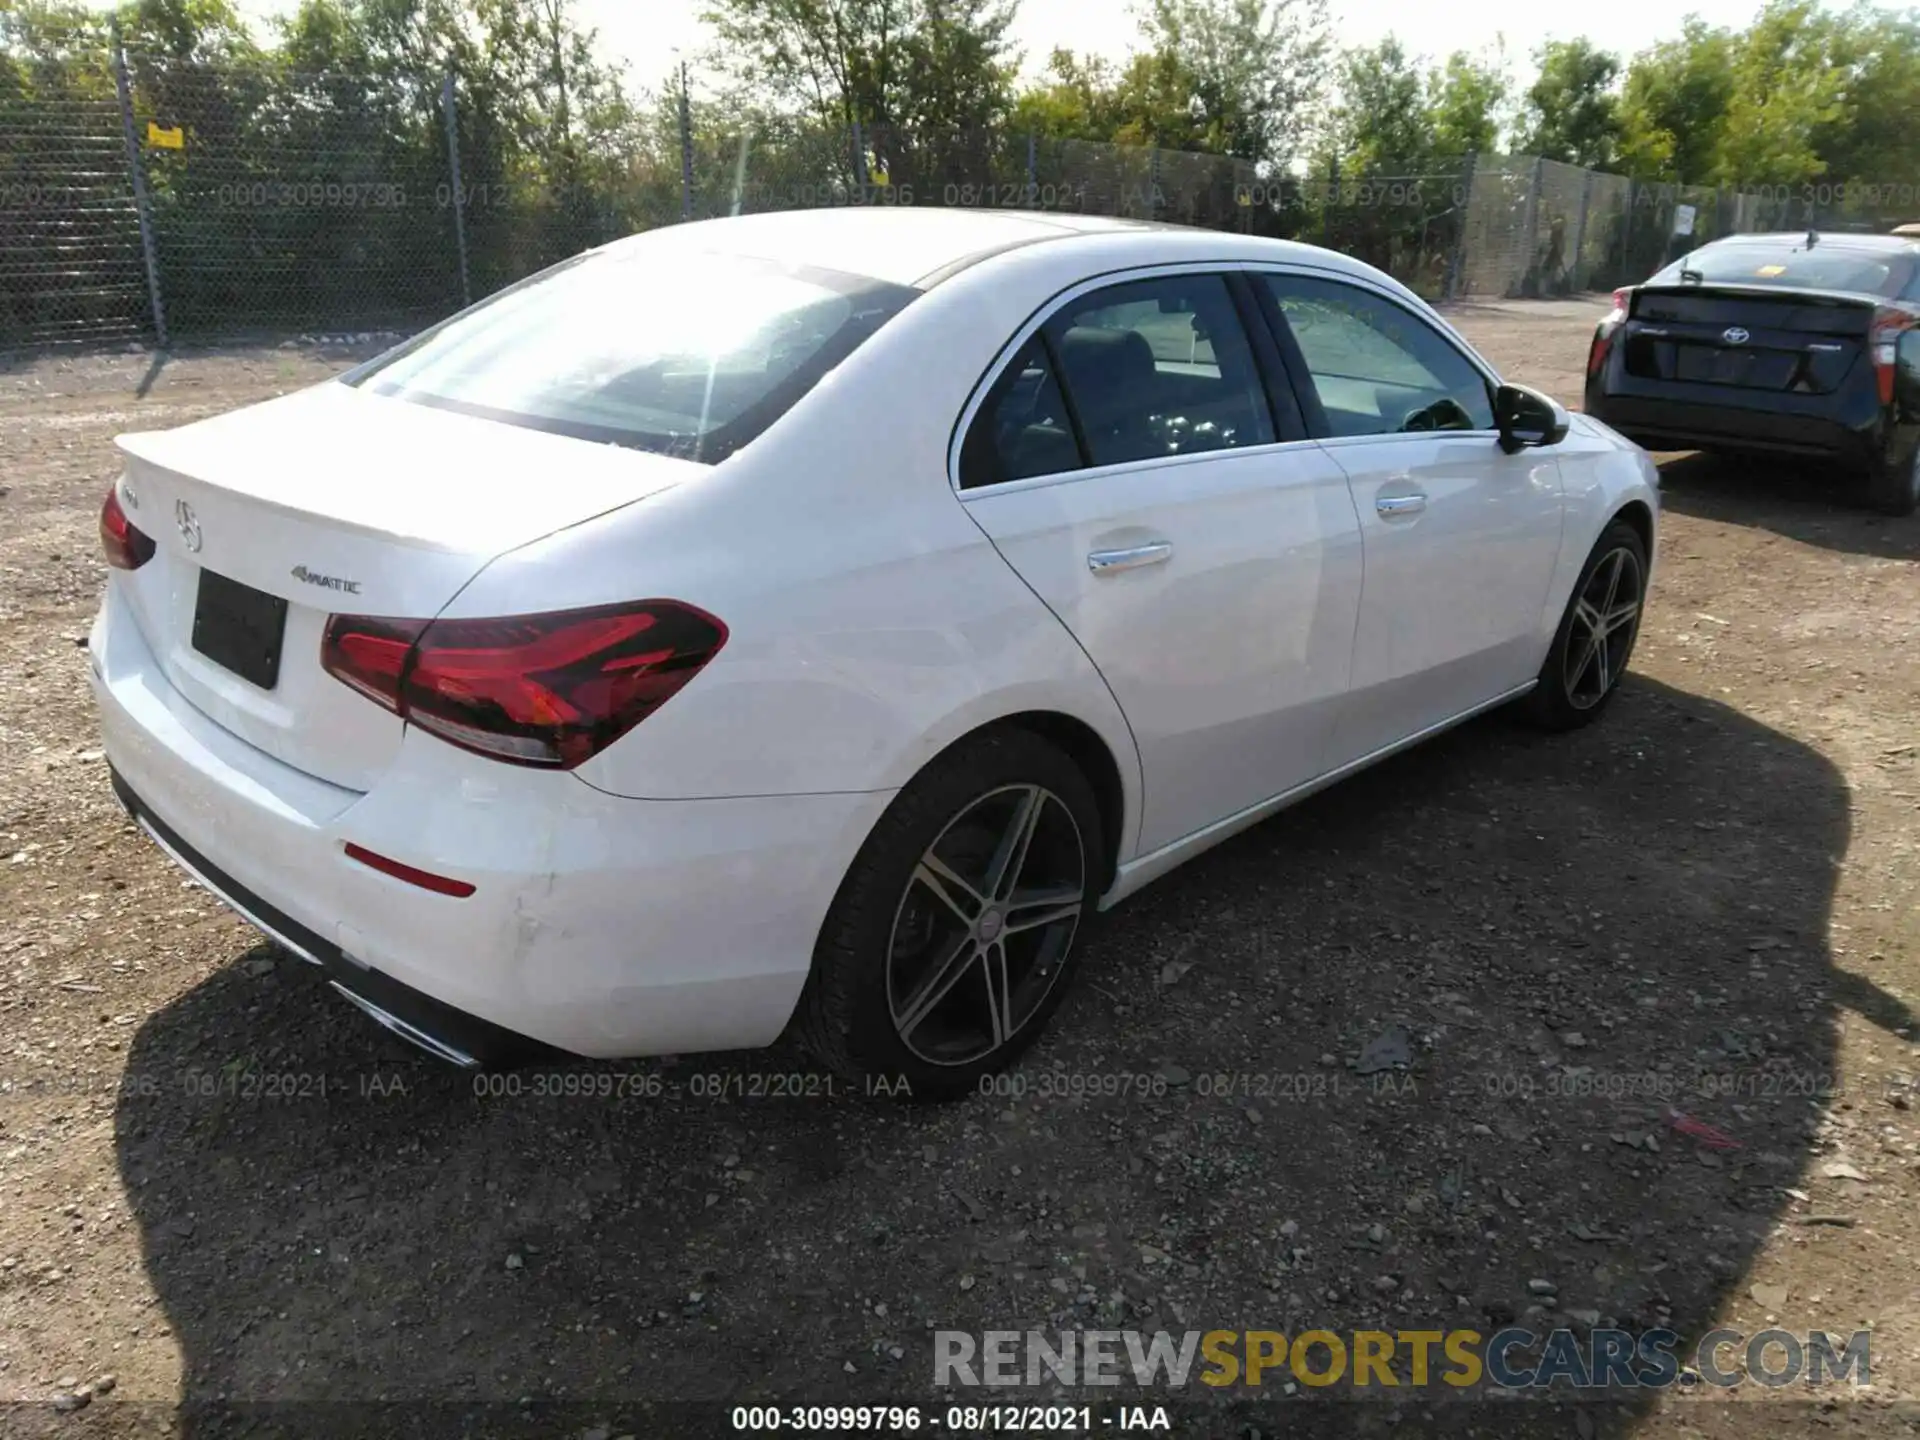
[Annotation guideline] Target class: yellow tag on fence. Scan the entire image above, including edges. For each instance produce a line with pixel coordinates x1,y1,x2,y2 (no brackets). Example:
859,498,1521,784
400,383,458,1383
147,122,184,149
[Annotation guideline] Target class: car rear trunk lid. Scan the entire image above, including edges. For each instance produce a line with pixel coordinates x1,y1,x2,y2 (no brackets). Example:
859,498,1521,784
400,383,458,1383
1622,284,1877,395
111,381,700,793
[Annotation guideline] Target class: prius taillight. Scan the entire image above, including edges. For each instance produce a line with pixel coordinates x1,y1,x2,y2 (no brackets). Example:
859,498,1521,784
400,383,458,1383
1870,307,1916,407
1588,289,1632,380
321,601,728,769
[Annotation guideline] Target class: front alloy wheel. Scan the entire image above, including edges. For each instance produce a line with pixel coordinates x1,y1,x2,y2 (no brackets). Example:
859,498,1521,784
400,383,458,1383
1522,519,1648,731
1562,544,1644,711
798,729,1104,1100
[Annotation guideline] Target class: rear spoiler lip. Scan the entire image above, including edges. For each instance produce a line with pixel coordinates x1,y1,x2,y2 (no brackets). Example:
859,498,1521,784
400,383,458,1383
1630,281,1890,310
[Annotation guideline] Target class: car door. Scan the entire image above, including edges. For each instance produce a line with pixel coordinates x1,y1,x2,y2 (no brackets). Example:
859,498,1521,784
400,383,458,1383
955,268,1364,857
1251,270,1567,766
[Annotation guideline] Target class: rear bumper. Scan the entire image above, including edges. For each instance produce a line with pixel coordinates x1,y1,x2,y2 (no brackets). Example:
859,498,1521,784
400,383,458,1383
1585,378,1886,470
109,768,544,1068
88,580,895,1063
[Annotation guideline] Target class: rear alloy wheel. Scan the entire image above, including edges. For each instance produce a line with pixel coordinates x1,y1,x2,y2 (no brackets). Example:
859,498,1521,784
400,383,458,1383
1866,448,1920,518
797,729,1102,1100
1521,520,1648,731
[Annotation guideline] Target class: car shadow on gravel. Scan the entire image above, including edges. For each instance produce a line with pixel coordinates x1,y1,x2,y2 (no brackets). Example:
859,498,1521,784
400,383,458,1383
1655,451,1920,560
113,677,1873,1438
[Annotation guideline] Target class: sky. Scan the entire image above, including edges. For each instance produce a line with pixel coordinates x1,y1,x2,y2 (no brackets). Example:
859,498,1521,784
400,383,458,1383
213,0,1844,96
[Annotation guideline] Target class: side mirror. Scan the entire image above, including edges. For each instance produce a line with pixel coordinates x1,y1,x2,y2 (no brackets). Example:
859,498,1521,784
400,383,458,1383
1494,382,1570,454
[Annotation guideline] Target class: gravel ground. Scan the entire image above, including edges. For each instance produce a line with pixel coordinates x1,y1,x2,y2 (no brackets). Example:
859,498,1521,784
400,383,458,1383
2,304,1919,1439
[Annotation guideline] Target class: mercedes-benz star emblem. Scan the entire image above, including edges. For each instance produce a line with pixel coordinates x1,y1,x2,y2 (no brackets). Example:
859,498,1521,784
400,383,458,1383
174,499,202,553
1722,326,1750,345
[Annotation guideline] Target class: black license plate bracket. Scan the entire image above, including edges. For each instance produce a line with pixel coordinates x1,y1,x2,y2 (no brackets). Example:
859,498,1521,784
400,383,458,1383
191,570,289,691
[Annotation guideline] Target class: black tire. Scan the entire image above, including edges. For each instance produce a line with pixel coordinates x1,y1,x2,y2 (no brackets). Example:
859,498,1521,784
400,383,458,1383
796,727,1104,1102
1519,519,1649,732
1865,448,1920,518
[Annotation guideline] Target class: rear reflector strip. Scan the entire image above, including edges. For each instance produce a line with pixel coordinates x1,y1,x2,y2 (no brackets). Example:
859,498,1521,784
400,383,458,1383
343,842,477,898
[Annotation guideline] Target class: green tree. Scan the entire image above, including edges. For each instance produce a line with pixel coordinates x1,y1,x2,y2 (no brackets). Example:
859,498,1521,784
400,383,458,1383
1516,37,1621,168
1616,20,1735,182
702,0,1016,189
1008,0,1327,168
1426,46,1509,157
1713,0,1843,186
1005,46,1193,151
1811,4,1920,188
1134,0,1328,167
1319,37,1429,173
1006,48,1126,142
703,0,1015,135
119,0,257,62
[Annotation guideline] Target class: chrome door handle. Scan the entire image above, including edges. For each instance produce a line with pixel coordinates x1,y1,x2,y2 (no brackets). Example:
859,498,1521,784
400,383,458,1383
1087,542,1173,574
1376,493,1427,517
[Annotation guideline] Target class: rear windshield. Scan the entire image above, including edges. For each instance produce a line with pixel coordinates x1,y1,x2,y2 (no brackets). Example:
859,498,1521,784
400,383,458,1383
1653,242,1915,298
344,247,919,463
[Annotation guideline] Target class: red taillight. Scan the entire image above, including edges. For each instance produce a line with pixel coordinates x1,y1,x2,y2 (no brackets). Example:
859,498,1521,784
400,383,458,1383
321,601,728,768
1587,329,1612,379
343,842,476,897
1589,290,1631,381
100,485,155,570
323,615,427,712
1871,306,1915,407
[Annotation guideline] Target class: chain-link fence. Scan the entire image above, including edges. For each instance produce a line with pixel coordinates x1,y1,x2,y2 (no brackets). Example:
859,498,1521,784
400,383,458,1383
123,55,465,338
3,33,1918,349
0,43,150,343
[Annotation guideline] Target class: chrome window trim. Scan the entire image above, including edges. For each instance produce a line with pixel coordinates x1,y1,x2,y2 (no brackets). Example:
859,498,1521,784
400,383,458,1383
947,260,1322,499
956,432,1326,500
949,258,1516,495
1312,429,1504,452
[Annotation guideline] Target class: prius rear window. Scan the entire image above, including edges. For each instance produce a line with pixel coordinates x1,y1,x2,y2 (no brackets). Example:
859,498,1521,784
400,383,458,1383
1654,243,1913,298
345,248,919,463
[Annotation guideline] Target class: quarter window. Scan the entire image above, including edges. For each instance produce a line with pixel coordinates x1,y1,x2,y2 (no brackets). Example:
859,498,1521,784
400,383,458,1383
1260,274,1495,436
959,338,1082,490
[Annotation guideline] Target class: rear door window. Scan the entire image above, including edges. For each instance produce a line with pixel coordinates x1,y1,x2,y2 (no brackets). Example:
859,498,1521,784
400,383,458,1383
1041,273,1275,468
346,248,919,463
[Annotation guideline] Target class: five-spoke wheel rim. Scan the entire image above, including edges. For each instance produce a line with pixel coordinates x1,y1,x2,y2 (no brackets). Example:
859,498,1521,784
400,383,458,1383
1564,545,1643,710
886,784,1086,1067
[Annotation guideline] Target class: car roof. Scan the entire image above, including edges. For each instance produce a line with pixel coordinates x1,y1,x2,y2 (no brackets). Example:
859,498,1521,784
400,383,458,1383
601,206,1380,291
600,208,1143,288
1705,230,1919,254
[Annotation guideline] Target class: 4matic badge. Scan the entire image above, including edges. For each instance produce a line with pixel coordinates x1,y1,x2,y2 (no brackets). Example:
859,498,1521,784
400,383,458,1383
291,565,362,595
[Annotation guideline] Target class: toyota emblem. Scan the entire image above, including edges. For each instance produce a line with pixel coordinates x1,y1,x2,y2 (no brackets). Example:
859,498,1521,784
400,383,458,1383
174,499,202,553
1722,326,1750,345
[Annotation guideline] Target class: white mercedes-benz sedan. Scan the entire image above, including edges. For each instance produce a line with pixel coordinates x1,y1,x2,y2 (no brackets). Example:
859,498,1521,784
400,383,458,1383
90,208,1659,1096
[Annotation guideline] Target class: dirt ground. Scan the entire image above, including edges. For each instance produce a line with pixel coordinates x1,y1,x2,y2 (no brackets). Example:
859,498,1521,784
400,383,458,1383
2,302,1920,1439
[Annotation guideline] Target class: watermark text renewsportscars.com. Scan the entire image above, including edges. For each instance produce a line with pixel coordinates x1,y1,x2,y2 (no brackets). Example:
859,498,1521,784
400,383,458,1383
934,1327,1870,1392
